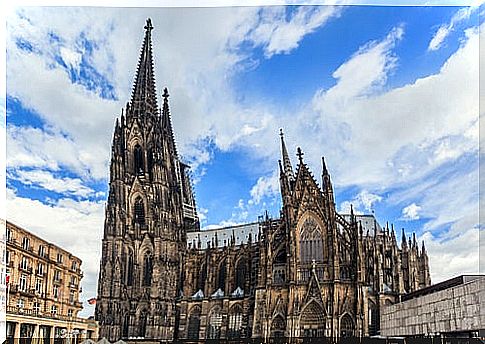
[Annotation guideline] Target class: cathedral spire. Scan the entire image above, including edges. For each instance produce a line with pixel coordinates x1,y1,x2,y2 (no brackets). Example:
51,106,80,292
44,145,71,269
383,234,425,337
162,87,178,157
279,129,294,181
131,18,158,116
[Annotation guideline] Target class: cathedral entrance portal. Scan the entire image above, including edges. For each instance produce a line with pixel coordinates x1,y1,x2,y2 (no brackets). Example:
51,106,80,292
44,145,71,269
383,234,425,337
299,301,326,337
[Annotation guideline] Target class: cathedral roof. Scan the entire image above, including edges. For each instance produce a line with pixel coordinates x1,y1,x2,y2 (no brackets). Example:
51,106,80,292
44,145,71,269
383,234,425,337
186,222,260,249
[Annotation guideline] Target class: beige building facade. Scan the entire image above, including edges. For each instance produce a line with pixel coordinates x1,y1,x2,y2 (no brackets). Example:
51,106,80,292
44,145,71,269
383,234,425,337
5,220,98,343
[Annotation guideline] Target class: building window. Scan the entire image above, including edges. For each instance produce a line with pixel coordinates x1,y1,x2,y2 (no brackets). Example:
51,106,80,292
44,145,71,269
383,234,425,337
235,259,246,291
51,305,57,315
126,250,134,286
20,256,29,270
71,261,77,271
187,307,201,339
37,263,44,276
56,253,63,264
33,302,41,313
299,217,325,264
6,250,10,265
53,270,61,282
6,228,12,242
38,245,46,257
228,305,243,338
68,309,73,317
69,290,75,303
207,307,223,339
134,197,145,225
22,237,30,250
217,260,226,292
17,298,24,308
53,285,59,299
142,254,153,286
134,144,144,175
35,279,43,294
19,275,27,292
196,263,207,294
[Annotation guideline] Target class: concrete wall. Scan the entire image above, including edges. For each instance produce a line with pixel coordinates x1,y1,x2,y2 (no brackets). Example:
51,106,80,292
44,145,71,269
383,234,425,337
381,276,485,336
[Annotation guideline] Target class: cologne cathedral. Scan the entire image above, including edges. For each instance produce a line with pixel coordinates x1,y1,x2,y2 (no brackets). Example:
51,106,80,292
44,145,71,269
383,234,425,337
96,19,431,341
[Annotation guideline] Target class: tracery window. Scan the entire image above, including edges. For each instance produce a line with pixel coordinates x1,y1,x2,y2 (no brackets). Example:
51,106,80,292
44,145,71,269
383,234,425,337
134,144,144,175
122,314,130,338
196,263,207,294
139,310,148,337
228,305,243,338
207,307,222,339
187,307,201,339
299,217,324,263
134,197,145,225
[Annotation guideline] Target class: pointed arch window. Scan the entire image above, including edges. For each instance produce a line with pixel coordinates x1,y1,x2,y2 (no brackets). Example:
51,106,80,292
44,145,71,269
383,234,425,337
187,306,201,339
134,197,145,225
228,305,243,338
207,307,223,339
217,260,226,292
143,254,153,287
196,263,207,294
122,314,130,338
126,250,134,286
299,217,324,264
134,144,144,175
235,259,246,291
139,310,148,337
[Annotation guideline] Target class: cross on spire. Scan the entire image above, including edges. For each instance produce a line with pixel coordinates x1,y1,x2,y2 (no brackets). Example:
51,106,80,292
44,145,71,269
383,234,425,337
297,147,304,163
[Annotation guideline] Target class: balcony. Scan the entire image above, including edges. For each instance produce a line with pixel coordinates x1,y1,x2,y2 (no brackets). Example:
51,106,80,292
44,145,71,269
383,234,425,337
6,305,93,323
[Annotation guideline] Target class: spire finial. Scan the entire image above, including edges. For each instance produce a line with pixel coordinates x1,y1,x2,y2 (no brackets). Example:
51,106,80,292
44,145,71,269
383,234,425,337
279,129,294,181
163,87,169,99
145,18,153,33
297,147,304,163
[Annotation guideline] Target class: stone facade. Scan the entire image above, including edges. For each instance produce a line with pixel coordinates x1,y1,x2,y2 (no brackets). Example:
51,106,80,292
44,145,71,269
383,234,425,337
5,220,98,343
96,19,431,342
381,275,485,337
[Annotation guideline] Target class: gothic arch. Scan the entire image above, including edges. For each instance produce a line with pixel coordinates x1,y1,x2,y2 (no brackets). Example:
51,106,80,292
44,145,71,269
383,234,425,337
339,313,354,338
217,259,226,293
228,304,244,338
299,300,326,337
234,257,247,291
129,192,148,225
270,315,286,338
195,262,207,294
187,305,201,339
207,306,223,339
137,308,149,338
296,212,326,264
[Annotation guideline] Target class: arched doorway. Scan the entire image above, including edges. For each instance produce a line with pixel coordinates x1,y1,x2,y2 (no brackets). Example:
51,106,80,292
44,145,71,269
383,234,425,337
270,315,286,337
340,314,354,338
299,301,326,337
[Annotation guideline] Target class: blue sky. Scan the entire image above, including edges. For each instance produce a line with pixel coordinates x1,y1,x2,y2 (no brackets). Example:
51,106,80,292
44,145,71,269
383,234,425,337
4,4,481,316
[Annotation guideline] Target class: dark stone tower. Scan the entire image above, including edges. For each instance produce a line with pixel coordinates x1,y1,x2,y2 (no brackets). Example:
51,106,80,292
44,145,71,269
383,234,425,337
95,19,199,341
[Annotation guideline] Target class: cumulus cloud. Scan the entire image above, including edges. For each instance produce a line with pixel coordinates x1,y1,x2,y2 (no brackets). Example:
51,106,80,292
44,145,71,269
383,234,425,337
249,170,279,205
340,190,382,214
401,203,421,221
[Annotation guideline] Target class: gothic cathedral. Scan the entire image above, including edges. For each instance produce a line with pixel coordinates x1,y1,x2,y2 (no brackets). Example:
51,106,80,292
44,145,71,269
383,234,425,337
96,19,431,341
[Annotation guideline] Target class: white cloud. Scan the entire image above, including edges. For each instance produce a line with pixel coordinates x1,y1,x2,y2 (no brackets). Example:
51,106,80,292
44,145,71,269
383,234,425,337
9,169,95,197
247,6,342,57
340,190,382,214
401,202,421,221
428,6,476,51
6,188,104,316
249,170,279,204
